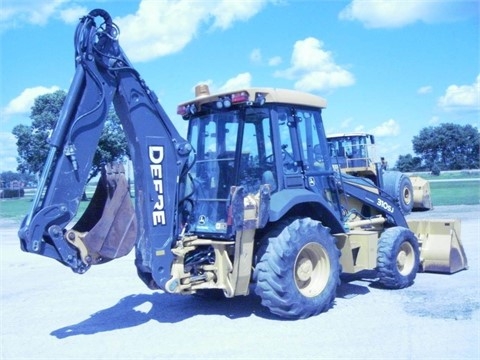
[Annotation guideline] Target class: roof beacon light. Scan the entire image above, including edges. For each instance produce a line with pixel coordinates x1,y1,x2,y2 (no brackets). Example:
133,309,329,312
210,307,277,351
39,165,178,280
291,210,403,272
195,84,210,98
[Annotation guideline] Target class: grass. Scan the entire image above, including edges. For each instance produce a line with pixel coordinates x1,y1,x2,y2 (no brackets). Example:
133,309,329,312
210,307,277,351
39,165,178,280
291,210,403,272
429,180,480,206
1,174,479,221
0,187,94,222
410,170,480,181
0,196,36,221
0,196,91,222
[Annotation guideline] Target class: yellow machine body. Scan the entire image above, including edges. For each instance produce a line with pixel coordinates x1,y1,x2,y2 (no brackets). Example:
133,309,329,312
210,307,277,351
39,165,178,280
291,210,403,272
409,176,433,211
408,219,468,273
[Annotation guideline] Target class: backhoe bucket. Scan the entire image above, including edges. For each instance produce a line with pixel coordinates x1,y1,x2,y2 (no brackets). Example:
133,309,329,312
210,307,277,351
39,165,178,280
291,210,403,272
410,176,433,211
407,219,468,273
72,163,137,264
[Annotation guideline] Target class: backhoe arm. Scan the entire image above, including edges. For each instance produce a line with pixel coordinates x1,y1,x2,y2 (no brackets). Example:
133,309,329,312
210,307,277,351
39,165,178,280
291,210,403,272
18,9,191,289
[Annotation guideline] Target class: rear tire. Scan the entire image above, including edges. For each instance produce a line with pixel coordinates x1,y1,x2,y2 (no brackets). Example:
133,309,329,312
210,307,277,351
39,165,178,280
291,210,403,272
377,227,419,289
383,171,414,215
254,218,341,319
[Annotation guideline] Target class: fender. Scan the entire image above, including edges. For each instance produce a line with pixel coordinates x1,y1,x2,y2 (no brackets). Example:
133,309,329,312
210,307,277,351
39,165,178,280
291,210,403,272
268,189,345,233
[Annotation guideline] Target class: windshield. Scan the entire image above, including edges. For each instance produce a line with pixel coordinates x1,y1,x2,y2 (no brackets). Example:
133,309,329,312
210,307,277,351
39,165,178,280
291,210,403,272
183,108,275,239
328,135,372,169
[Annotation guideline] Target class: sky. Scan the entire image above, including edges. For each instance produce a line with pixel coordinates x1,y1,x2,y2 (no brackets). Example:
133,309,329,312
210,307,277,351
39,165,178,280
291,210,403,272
0,0,479,173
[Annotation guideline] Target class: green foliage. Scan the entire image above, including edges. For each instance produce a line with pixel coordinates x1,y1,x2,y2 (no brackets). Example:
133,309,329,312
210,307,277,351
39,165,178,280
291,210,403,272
90,111,130,180
412,123,479,171
13,90,66,174
0,189,25,198
12,91,129,180
395,154,422,172
0,171,35,186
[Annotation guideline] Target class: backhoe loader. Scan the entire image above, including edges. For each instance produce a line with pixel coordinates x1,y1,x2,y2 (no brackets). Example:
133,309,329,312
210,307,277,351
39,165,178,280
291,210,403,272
18,9,467,319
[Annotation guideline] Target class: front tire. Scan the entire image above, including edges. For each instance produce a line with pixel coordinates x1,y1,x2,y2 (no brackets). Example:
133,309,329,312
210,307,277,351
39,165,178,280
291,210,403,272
254,218,341,319
377,227,420,289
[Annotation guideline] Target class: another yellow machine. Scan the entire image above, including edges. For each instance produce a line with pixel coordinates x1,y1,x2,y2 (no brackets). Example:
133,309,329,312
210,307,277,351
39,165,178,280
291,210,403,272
327,133,433,214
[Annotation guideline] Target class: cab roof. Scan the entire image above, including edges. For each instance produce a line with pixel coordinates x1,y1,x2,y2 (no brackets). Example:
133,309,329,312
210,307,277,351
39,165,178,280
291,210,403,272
327,132,374,139
178,86,328,109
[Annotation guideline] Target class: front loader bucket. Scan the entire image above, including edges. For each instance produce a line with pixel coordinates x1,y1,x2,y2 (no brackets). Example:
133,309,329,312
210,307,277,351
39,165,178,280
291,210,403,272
410,176,433,211
408,219,468,273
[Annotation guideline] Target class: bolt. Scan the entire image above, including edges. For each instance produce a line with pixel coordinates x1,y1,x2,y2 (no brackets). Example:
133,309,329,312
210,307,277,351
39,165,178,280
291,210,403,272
67,232,76,241
51,227,60,237
32,241,40,252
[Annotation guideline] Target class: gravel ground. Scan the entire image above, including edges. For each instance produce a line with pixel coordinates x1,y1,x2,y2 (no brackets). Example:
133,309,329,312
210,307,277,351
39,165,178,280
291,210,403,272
1,205,479,359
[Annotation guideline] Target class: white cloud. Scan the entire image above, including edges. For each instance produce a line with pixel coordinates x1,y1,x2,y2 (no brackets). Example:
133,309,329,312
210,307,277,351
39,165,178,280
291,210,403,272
191,73,252,95
250,48,262,64
0,132,18,172
115,0,271,62
210,0,268,30
2,86,60,117
0,0,67,30
268,56,282,66
340,117,353,129
274,37,355,92
115,0,208,62
353,124,365,133
370,119,400,137
339,0,476,28
2,0,273,61
250,49,282,67
59,5,88,24
417,85,432,95
218,73,252,92
437,75,480,112
336,122,365,133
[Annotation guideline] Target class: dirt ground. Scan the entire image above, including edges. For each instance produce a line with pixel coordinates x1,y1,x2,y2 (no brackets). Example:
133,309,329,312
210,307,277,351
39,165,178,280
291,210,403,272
1,205,479,359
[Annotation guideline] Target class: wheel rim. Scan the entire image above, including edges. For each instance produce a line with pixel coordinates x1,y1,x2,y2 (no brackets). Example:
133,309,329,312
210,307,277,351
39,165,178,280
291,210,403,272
402,186,412,206
397,241,415,275
294,242,330,297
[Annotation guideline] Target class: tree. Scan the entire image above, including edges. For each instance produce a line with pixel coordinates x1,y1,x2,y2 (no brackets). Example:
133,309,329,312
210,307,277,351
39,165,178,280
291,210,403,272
394,154,423,172
412,123,479,171
12,91,129,181
91,110,129,181
13,91,65,174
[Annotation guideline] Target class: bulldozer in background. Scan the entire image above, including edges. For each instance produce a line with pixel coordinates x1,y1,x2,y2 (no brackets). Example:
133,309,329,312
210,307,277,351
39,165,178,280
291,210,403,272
18,9,467,320
326,133,433,214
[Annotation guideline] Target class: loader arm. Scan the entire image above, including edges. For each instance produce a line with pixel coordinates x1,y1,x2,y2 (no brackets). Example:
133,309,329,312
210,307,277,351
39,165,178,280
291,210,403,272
18,9,191,289
340,175,408,228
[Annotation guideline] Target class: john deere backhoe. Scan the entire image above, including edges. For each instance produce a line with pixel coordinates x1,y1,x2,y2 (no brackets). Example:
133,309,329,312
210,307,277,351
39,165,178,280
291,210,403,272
18,9,467,319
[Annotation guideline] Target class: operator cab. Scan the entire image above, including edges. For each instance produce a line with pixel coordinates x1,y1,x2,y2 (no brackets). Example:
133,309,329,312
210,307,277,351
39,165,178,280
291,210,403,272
177,85,339,240
327,133,375,170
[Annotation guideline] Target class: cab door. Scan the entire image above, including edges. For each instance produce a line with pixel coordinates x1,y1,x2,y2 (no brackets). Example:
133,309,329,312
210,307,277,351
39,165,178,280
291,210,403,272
286,107,341,214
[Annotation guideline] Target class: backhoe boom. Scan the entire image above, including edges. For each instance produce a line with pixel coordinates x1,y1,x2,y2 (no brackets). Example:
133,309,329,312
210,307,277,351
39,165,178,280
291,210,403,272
18,9,191,289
